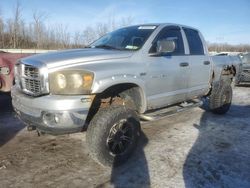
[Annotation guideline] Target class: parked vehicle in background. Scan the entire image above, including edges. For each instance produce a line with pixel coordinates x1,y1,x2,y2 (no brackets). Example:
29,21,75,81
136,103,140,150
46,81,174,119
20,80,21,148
0,49,56,92
235,53,250,85
0,52,32,92
12,23,237,166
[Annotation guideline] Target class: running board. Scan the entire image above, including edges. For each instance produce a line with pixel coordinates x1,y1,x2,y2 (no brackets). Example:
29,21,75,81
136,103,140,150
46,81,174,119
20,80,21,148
140,99,203,122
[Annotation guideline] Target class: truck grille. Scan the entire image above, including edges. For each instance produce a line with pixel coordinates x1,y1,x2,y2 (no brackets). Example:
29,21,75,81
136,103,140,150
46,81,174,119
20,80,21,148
24,78,41,94
24,65,39,78
16,62,48,96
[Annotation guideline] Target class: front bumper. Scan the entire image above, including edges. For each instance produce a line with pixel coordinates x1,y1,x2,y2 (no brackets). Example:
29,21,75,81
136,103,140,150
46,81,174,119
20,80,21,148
11,86,94,135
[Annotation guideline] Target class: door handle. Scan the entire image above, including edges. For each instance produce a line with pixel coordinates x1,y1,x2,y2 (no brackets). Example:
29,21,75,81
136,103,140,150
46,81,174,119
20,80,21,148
203,61,210,65
179,62,189,67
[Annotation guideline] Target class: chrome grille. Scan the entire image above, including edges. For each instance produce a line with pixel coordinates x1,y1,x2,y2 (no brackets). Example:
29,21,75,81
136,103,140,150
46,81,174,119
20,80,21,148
24,65,39,78
24,78,41,94
15,61,48,96
22,64,41,95
19,63,48,96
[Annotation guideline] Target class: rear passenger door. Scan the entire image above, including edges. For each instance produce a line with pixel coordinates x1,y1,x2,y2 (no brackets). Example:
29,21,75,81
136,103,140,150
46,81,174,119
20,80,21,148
183,28,211,99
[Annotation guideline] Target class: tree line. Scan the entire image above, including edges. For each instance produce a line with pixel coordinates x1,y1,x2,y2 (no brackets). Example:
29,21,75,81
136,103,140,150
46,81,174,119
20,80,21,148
0,2,133,49
208,43,250,52
0,2,249,52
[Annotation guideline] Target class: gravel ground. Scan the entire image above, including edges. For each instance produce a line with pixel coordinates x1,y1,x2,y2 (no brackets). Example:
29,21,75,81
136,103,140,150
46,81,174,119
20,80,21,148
0,86,249,188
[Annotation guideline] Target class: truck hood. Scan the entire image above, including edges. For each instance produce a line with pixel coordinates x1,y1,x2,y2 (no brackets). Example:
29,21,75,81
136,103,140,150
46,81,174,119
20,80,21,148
21,48,133,69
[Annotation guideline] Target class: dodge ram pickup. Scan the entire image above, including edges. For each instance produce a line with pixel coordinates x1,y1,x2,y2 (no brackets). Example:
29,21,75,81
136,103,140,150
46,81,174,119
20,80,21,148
12,23,236,166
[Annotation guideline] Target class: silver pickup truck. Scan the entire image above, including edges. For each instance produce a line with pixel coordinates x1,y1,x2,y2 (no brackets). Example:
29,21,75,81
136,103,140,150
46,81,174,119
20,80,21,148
12,23,237,166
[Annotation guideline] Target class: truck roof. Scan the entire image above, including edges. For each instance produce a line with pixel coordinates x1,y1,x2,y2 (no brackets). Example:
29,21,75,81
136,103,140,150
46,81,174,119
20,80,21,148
129,23,199,32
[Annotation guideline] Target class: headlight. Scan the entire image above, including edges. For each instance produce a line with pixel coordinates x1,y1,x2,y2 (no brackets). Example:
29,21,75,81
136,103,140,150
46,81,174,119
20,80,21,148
49,70,94,95
56,74,67,89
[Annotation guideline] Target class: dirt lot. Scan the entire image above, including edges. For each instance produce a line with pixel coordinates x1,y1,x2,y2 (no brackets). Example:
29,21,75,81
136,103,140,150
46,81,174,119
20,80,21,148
0,86,250,188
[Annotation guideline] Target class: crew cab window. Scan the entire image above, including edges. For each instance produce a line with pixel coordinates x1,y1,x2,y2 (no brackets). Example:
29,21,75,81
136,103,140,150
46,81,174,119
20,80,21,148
183,28,204,55
150,27,185,55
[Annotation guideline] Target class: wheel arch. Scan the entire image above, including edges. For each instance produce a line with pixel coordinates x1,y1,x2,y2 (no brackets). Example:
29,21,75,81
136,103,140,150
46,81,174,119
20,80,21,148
86,81,147,125
211,65,235,85
96,82,146,112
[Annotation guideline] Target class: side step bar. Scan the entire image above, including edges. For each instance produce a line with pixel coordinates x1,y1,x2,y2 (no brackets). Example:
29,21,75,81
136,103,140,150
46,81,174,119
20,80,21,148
140,99,203,122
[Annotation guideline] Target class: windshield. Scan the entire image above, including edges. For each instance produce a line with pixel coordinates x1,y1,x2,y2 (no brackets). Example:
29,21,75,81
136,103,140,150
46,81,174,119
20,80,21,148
90,25,157,51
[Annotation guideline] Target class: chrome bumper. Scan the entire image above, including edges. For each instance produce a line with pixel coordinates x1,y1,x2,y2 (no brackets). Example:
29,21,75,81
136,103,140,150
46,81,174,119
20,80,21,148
11,86,94,134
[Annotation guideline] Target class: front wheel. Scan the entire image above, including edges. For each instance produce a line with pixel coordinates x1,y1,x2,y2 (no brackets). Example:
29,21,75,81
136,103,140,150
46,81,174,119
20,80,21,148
209,83,232,114
86,105,141,166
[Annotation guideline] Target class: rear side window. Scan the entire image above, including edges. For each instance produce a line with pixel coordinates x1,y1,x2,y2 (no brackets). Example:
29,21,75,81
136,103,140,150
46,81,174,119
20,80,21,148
184,28,204,55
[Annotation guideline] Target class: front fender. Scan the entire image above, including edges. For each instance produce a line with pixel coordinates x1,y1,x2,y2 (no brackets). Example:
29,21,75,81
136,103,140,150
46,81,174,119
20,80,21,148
91,74,147,112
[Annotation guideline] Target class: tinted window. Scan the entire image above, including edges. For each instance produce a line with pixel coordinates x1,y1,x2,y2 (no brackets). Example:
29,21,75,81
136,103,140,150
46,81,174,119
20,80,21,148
184,28,204,55
150,27,185,55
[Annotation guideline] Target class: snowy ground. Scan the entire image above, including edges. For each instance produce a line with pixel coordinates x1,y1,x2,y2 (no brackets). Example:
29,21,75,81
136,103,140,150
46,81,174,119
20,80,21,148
0,86,249,188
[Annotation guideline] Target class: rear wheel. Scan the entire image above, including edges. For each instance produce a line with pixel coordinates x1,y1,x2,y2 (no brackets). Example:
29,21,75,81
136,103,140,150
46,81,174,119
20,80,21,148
86,105,141,166
209,83,232,114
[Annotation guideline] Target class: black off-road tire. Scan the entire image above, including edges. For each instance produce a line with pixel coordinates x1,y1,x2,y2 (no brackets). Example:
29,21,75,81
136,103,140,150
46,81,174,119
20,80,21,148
209,83,232,114
86,105,141,166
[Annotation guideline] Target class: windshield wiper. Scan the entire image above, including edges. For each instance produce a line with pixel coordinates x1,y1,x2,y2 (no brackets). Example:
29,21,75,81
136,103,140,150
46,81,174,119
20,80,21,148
93,44,121,50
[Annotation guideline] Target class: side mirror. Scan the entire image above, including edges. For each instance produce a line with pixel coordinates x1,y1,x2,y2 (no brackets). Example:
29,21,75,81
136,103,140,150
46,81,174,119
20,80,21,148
157,39,175,53
149,39,176,56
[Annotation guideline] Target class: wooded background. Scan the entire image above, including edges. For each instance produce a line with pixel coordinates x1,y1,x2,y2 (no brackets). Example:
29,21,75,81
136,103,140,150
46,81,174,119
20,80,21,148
0,2,249,52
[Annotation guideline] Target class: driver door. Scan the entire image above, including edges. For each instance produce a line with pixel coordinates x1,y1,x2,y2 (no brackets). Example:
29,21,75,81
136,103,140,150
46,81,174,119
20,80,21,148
144,27,189,109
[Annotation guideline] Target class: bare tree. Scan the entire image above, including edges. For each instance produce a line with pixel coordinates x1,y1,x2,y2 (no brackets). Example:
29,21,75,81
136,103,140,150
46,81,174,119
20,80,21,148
96,23,108,37
120,16,134,27
0,9,4,48
73,31,84,47
0,19,4,48
52,24,70,49
32,11,48,49
6,19,14,48
81,16,134,46
83,26,97,45
12,1,22,48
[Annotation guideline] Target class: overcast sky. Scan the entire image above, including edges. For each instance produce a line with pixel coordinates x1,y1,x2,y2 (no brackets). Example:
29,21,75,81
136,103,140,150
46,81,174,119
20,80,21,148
1,0,250,44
